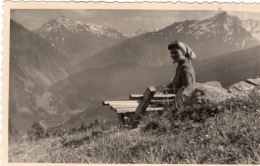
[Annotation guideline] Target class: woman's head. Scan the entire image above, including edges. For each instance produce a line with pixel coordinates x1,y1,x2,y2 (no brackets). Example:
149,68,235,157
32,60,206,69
170,48,185,63
168,40,196,63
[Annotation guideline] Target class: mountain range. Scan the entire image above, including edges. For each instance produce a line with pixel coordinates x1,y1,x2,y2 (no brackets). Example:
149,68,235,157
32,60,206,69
36,16,126,65
73,11,259,71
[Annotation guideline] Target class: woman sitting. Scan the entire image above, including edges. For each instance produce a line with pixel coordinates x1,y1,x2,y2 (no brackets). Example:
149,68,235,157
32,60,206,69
162,40,196,94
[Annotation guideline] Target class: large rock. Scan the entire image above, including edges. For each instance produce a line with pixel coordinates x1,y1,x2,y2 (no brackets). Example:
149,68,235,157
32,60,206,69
180,78,260,105
245,78,260,87
228,81,255,97
228,78,260,97
182,81,232,104
251,88,260,99
248,78,260,99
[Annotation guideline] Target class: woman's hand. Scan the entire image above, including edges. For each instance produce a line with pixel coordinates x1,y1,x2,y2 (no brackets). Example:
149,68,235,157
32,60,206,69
159,85,169,93
159,85,177,94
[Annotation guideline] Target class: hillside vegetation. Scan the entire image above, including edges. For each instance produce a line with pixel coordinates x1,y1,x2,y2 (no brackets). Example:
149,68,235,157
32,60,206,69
9,94,260,164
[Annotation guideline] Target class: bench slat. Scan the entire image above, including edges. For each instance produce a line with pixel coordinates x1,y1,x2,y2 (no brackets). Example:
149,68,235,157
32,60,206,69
111,106,138,109
130,94,175,100
103,101,139,105
116,107,164,113
129,94,143,100
109,103,139,107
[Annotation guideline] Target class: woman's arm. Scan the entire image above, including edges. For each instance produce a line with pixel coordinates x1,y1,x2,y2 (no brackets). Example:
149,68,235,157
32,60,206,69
158,80,175,93
180,66,194,87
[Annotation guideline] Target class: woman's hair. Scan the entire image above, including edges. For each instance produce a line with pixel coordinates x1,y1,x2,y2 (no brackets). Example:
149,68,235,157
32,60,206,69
168,40,196,60
168,40,184,52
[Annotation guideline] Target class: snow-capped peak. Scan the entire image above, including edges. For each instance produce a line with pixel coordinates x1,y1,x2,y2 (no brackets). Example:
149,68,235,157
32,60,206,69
39,16,123,39
167,11,253,50
124,29,149,38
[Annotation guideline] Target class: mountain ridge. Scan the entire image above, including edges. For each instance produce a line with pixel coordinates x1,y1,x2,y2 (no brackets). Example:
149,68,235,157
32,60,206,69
73,11,258,71
36,16,127,65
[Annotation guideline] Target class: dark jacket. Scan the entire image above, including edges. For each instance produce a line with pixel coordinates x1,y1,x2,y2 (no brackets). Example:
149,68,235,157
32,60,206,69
167,59,195,91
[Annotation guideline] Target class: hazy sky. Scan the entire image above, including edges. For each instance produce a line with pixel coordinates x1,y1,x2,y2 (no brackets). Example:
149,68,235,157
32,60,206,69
11,9,260,34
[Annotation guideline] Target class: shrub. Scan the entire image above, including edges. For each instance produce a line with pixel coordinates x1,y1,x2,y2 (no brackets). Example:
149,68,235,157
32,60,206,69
46,125,66,137
27,121,45,141
140,108,173,133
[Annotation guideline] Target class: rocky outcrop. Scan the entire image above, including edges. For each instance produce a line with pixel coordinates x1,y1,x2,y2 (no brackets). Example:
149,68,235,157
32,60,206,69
182,81,232,104
228,81,255,97
251,88,260,99
245,78,260,87
182,78,260,104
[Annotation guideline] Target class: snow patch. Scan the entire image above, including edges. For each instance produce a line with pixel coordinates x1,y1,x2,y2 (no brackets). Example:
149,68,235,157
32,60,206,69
176,24,183,33
41,17,121,39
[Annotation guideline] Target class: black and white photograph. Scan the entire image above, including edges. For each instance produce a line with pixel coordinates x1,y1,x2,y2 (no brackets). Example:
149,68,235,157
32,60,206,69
3,2,260,164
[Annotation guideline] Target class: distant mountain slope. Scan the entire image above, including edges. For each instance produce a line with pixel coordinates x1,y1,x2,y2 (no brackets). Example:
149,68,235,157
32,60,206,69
49,62,175,102
242,19,260,40
124,29,150,38
10,19,68,87
9,20,71,134
195,45,260,87
74,11,258,71
36,16,126,65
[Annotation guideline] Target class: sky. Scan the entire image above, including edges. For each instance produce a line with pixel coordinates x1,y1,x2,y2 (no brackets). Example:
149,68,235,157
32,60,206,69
11,9,260,34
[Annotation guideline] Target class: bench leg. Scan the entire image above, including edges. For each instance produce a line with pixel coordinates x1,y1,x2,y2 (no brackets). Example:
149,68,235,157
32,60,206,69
124,112,137,128
134,86,156,120
117,113,137,128
117,113,125,126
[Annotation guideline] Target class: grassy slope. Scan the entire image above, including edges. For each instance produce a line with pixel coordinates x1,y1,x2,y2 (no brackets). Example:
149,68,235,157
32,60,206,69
9,97,260,164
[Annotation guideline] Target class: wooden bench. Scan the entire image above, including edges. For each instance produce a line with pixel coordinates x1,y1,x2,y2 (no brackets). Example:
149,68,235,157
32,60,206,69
103,86,175,127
